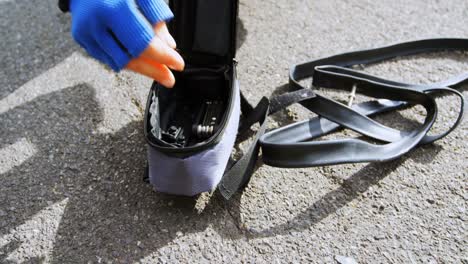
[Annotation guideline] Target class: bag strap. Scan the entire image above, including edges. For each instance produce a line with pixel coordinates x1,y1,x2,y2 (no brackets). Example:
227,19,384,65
219,38,467,200
219,89,319,199
218,97,269,199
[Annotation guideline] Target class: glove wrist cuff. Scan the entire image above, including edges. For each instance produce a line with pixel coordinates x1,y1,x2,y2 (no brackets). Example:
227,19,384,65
138,0,174,25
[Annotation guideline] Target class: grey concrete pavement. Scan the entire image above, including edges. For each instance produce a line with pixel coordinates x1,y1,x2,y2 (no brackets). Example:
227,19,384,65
1,0,467,263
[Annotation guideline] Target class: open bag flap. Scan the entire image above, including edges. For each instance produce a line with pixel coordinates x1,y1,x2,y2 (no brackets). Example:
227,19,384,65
168,0,238,66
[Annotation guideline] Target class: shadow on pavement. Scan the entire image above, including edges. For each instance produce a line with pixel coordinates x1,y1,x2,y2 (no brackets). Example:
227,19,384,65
2,1,466,260
0,84,245,263
1,9,251,261
0,0,78,100
228,153,442,239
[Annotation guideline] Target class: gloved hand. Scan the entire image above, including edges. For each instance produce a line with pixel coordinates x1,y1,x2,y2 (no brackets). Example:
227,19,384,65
70,0,184,87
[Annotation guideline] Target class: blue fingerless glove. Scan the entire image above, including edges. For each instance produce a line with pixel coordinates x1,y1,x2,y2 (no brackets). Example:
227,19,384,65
70,0,173,71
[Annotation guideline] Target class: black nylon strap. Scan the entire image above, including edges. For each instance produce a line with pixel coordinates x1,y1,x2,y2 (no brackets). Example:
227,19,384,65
218,97,269,200
219,91,318,200
269,88,316,115
219,38,467,199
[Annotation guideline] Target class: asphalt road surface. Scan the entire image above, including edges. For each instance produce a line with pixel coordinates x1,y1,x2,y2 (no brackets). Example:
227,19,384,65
0,0,467,263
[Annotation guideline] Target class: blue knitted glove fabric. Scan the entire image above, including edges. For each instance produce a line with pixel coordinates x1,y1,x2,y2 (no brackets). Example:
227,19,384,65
70,0,173,71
